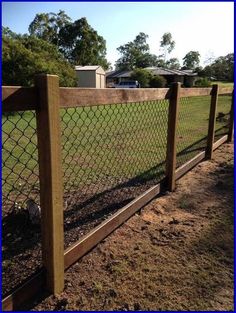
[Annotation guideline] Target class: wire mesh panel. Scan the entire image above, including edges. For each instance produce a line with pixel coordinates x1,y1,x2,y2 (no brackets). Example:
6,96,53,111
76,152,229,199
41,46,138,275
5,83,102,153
2,111,42,297
176,96,211,168
215,94,232,142
60,100,169,246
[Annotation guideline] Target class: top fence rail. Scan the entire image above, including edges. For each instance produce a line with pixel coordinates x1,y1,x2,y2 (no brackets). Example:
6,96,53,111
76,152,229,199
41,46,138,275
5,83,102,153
2,85,233,112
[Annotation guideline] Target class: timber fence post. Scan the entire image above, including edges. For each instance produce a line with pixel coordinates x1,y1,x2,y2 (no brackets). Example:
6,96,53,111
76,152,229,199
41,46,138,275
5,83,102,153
166,82,181,191
35,74,64,294
206,84,219,159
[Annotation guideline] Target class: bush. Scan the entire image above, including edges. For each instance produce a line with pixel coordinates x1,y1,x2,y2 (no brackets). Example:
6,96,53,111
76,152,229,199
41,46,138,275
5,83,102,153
149,75,167,88
130,68,151,87
194,77,211,87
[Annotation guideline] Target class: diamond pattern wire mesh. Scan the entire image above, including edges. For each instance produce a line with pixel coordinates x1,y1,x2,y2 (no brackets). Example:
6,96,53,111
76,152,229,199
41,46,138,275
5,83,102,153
2,111,42,297
176,96,211,168
60,100,169,246
214,94,232,142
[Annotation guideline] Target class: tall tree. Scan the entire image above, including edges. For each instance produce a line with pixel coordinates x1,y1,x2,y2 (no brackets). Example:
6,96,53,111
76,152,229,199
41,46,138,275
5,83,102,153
166,57,180,69
202,53,234,81
29,13,110,69
160,32,175,61
182,51,200,69
58,17,110,69
29,10,71,46
2,28,77,86
115,32,158,70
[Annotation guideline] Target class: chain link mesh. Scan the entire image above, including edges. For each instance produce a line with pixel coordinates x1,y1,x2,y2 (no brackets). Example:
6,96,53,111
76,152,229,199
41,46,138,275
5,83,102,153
215,94,232,142
2,111,42,297
176,96,211,168
1,90,232,297
61,100,169,246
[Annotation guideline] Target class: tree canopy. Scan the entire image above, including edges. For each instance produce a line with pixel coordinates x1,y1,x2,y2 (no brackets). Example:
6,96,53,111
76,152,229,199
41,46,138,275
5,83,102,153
160,32,175,61
2,28,77,86
201,53,234,81
29,12,110,69
115,32,158,70
182,51,200,69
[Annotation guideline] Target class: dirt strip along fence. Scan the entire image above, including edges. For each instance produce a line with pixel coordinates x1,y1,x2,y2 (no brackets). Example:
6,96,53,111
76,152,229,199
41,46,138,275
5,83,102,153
2,76,234,311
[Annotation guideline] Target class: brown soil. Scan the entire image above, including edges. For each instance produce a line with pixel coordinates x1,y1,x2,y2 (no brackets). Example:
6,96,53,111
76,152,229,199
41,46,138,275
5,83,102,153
30,142,234,311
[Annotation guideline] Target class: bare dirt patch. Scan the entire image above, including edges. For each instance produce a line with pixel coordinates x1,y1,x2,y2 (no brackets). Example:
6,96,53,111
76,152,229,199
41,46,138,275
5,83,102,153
31,142,233,311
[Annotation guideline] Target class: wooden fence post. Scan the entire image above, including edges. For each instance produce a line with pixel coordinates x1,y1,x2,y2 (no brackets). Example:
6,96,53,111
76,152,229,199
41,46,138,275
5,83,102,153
166,82,181,191
35,74,64,294
227,90,234,142
206,84,219,159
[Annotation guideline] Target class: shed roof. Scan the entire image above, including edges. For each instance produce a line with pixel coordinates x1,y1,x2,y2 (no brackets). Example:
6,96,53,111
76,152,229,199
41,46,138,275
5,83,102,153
75,65,105,74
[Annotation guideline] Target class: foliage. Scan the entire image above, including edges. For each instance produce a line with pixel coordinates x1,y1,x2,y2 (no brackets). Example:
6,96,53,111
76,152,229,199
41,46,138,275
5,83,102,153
2,30,77,87
130,68,151,87
29,13,110,69
29,10,71,46
194,77,211,87
182,51,200,69
149,75,167,88
201,53,234,82
115,32,158,70
160,32,175,61
58,17,110,69
166,58,180,69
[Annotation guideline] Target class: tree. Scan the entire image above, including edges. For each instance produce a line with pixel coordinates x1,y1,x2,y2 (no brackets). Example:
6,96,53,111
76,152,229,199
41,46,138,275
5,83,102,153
166,58,180,69
115,32,158,70
29,10,71,46
29,13,110,69
130,68,151,87
201,53,233,81
58,17,110,68
2,29,77,86
182,51,200,69
160,32,175,61
149,75,167,88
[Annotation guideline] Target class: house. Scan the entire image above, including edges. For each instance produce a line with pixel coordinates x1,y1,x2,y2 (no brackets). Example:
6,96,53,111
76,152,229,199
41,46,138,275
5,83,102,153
75,65,105,88
106,67,197,87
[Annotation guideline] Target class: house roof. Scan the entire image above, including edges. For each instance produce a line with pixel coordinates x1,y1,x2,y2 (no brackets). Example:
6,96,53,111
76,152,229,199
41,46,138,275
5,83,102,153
106,67,197,78
106,70,133,78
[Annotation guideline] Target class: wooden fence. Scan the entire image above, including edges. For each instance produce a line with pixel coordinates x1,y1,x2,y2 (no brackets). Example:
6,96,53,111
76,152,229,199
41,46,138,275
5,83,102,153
2,75,234,310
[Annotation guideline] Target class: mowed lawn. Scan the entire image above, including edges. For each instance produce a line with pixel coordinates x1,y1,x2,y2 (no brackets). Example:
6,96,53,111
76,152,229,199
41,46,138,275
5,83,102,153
2,94,232,208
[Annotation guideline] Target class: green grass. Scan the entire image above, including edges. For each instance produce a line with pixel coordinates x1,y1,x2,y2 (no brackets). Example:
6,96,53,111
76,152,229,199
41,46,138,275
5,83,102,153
2,95,232,208
211,81,234,87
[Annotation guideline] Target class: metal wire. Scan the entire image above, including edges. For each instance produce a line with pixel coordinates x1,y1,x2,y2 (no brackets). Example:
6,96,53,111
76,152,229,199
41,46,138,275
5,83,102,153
2,111,42,297
2,111,40,213
176,95,211,168
214,94,231,142
60,100,169,245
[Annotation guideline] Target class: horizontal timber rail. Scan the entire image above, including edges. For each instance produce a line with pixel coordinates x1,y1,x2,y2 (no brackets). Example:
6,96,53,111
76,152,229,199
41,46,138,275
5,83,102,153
1,134,230,311
2,86,37,112
2,86,233,112
59,87,171,107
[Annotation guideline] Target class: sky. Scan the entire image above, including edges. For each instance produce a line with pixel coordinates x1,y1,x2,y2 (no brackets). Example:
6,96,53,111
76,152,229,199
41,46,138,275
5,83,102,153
2,1,234,68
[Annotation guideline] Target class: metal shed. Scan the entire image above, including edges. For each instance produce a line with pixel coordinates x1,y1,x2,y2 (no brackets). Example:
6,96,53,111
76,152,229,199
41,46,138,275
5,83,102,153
75,65,105,88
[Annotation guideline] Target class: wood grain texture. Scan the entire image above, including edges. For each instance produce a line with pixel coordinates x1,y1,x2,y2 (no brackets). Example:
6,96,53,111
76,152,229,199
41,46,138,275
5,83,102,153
2,86,37,112
1,269,45,311
35,75,64,293
218,86,234,95
180,87,212,97
59,87,171,107
206,84,219,159
166,82,181,191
